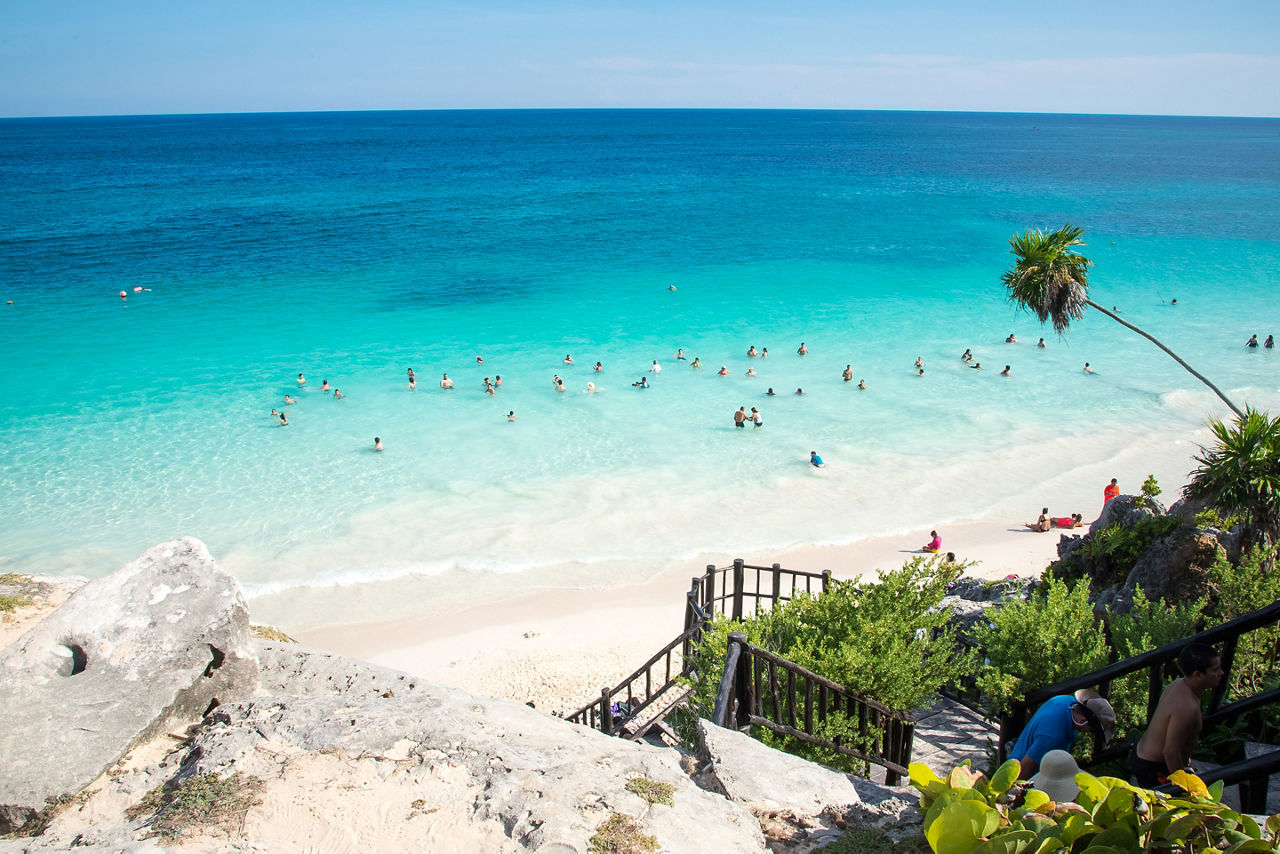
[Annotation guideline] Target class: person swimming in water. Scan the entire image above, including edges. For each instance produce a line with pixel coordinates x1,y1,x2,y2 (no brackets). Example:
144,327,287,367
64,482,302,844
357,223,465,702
766,387,776,396
1267,335,1275,349
1001,365,1011,376
594,361,603,371
961,349,972,362
440,373,454,389
717,366,728,375
633,376,649,388
842,365,853,381
797,343,808,355
321,379,330,392
564,354,574,364
373,436,383,451
691,357,702,368
747,345,758,357
745,367,756,377
1246,334,1259,348
858,379,866,389
676,348,686,360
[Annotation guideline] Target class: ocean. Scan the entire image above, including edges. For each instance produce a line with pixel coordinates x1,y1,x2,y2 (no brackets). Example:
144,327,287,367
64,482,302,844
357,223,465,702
2,109,1278,630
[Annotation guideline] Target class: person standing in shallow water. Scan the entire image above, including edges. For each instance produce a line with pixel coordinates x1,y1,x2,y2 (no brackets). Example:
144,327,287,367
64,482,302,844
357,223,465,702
733,407,747,428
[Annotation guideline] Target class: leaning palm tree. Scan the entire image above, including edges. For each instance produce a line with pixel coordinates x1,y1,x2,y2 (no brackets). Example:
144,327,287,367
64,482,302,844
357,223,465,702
1185,408,1280,551
1002,224,1243,418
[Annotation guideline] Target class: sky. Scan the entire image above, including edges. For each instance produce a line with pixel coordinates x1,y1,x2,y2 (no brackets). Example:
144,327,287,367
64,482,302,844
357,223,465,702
2,1,1278,118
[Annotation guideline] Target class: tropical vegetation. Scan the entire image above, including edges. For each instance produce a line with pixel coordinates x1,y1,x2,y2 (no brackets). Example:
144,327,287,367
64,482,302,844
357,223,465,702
1001,223,1242,418
1186,408,1280,552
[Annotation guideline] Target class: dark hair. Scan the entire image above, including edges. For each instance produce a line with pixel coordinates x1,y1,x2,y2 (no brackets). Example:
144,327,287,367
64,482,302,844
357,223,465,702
1180,642,1219,677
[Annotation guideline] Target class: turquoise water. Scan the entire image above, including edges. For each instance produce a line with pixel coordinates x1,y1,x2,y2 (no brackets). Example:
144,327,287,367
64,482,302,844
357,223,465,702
2,110,1279,628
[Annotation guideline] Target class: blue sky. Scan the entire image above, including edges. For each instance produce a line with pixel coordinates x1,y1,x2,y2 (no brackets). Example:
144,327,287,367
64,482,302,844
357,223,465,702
2,1,1278,117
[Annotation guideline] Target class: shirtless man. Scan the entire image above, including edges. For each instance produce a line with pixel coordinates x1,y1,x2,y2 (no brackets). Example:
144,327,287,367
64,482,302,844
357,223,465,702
843,365,853,381
733,407,747,428
797,343,808,356
440,373,454,389
1130,643,1223,787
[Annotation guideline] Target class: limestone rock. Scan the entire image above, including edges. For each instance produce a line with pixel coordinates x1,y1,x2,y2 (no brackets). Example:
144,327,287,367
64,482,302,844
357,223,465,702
154,643,765,853
0,538,258,834
1117,528,1223,612
1091,494,1164,534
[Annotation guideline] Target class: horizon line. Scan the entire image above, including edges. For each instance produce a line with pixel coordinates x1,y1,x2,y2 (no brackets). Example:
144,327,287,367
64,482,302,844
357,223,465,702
3,106,1278,122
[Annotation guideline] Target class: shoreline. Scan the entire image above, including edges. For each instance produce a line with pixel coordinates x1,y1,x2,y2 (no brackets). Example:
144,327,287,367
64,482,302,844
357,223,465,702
296,518,1070,712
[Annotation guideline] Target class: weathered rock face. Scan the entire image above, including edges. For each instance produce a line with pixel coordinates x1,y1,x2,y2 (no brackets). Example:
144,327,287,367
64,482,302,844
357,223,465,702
0,538,258,834
1090,494,1165,535
1116,528,1223,613
158,643,767,853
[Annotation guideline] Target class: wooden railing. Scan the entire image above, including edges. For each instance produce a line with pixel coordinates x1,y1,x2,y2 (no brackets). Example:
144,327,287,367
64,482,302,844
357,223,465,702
997,599,1280,778
565,560,832,738
712,631,915,784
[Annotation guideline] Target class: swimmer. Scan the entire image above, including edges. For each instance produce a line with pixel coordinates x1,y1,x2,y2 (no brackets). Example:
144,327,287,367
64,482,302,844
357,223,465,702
1001,365,1011,376
747,346,758,357
767,388,776,396
374,437,383,451
271,409,279,418
494,375,502,387
795,388,805,395
1246,334,1259,349
752,408,762,428
734,407,747,428
279,412,288,425
586,381,597,392
476,356,484,365
810,451,824,468
633,376,649,388
321,379,330,392
564,354,574,364
1267,336,1275,349
507,411,516,421
553,374,565,391
691,357,702,368
1083,362,1093,373
650,360,661,373
858,379,866,389
761,347,768,358
676,348,686,360
797,343,808,355
745,367,756,377
1006,334,1017,343
440,373,454,389
484,380,495,396
409,375,416,390
406,368,415,381
971,363,982,370
842,365,853,381
296,373,306,386
1171,298,1178,305
1037,338,1046,348
917,368,924,376
594,362,603,372
284,394,297,404
717,366,729,376
914,356,923,368
961,349,972,362
668,284,677,291
334,389,344,399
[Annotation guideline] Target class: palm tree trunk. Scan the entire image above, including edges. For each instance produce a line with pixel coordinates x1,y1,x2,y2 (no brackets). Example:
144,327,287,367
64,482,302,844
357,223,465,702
1086,300,1244,419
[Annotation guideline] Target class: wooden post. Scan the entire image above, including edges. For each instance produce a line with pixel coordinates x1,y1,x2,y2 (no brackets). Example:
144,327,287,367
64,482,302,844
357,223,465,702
713,632,747,728
1210,635,1238,713
704,564,716,616
601,688,613,736
732,558,745,622
771,563,782,608
821,569,832,594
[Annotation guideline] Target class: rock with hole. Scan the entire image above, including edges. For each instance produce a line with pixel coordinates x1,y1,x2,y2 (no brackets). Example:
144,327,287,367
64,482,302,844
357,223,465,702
0,537,258,834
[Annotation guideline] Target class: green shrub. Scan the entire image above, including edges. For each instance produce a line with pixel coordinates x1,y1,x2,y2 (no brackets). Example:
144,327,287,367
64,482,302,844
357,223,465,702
676,557,975,773
1141,474,1162,502
1210,545,1280,699
973,576,1109,712
1105,586,1205,738
909,759,1280,853
1059,515,1184,592
1194,506,1243,531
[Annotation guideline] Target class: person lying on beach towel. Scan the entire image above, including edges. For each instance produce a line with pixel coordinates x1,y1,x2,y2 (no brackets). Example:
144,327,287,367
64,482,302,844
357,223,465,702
1025,508,1051,532
1051,513,1084,528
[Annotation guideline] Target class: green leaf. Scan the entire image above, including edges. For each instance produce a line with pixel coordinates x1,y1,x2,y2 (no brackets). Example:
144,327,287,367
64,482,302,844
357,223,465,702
925,800,1001,854
1264,813,1280,837
1210,779,1225,802
1022,789,1051,811
1240,812,1261,838
1164,812,1206,841
924,788,988,835
989,759,1021,798
1090,824,1140,850
971,830,1035,854
910,762,945,790
1223,839,1275,854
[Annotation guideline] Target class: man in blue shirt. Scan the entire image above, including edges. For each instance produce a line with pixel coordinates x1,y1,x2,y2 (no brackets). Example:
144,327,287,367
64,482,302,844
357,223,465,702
810,451,824,468
1008,689,1116,777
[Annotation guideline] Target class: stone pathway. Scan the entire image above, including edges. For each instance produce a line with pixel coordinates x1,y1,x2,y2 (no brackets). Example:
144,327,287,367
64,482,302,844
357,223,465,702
907,696,1000,776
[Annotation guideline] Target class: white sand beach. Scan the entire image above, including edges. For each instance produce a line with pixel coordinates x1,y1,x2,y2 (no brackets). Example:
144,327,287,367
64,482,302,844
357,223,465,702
300,519,1069,714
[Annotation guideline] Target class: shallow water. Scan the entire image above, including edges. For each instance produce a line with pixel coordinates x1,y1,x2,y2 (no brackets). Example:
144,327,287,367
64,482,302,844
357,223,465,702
2,110,1278,628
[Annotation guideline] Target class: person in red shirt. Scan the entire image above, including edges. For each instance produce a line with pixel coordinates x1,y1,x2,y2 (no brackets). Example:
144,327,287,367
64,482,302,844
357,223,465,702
1103,478,1120,505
